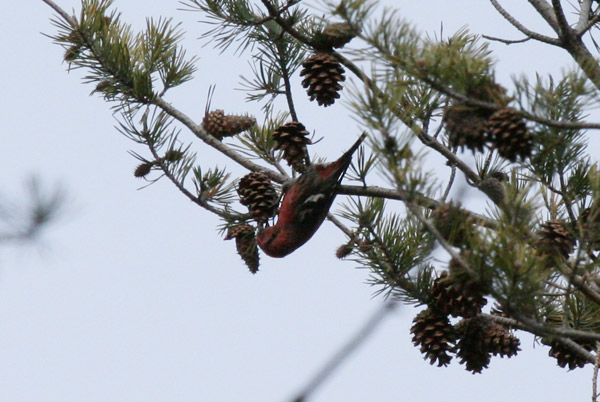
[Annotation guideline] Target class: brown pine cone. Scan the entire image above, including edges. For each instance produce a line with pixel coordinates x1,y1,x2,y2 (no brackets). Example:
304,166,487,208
484,321,520,358
318,22,360,49
542,338,594,370
203,109,256,140
134,162,153,178
486,108,532,162
410,309,457,367
455,317,491,374
272,122,312,172
300,52,345,107
225,224,259,274
536,219,575,266
430,271,487,318
580,204,600,250
431,202,474,247
478,176,505,205
237,172,279,223
443,104,489,152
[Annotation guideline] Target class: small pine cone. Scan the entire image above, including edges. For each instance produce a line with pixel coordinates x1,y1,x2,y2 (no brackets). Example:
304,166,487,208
318,22,360,49
164,149,184,162
431,202,473,247
580,205,600,250
335,243,354,259
486,108,532,162
488,170,509,182
478,177,505,205
536,219,575,260
64,44,82,62
300,52,345,107
484,321,520,358
430,271,487,318
203,109,256,140
225,224,259,274
466,80,511,106
237,172,279,222
410,309,457,367
134,162,153,178
272,122,312,172
455,317,491,374
542,338,593,370
448,252,491,297
443,104,489,152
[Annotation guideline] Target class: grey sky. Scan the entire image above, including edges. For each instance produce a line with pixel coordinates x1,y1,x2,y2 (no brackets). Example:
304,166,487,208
1,1,593,401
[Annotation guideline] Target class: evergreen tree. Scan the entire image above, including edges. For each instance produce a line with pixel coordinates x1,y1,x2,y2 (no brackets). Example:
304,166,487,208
42,0,600,379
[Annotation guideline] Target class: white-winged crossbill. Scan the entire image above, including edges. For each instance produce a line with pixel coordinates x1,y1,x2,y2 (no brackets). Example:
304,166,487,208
257,133,367,257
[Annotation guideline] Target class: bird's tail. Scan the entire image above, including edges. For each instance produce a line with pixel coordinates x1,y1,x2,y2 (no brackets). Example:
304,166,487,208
314,132,368,183
329,132,368,184
342,132,368,161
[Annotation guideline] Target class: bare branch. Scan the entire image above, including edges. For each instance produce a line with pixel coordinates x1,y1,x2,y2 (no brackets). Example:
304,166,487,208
41,0,77,27
551,0,573,40
482,34,531,45
290,301,397,402
576,0,593,32
528,0,561,33
577,14,600,37
490,0,561,45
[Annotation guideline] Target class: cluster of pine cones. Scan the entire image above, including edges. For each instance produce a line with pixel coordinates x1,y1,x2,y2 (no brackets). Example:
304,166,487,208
411,256,521,373
443,81,533,162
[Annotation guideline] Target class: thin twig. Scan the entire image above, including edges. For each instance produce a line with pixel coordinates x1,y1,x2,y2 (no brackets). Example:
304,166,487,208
487,313,600,345
290,301,397,402
276,41,299,122
41,0,77,26
441,166,456,202
593,342,600,402
482,34,531,45
490,0,561,45
577,14,600,37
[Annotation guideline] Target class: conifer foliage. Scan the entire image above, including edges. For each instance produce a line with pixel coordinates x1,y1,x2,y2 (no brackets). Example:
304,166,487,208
43,0,600,381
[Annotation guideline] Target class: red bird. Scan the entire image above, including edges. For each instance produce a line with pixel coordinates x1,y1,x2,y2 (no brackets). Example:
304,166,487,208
257,133,367,257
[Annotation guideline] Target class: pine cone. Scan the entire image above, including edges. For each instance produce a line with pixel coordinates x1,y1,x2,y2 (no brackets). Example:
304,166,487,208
478,176,505,205
431,202,474,247
134,162,153,178
455,317,491,374
580,205,600,250
318,22,360,49
410,309,457,367
486,108,532,162
272,122,312,172
466,80,511,106
484,321,520,358
225,224,259,274
202,109,256,140
300,52,345,107
542,338,593,370
536,219,575,262
443,104,489,152
430,271,487,318
448,251,491,298
335,243,354,259
237,172,279,223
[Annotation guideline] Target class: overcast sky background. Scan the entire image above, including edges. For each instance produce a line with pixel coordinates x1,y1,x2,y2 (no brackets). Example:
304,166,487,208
1,1,597,401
